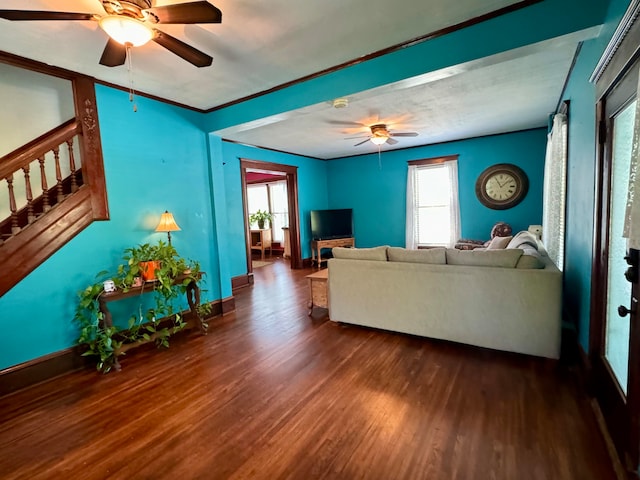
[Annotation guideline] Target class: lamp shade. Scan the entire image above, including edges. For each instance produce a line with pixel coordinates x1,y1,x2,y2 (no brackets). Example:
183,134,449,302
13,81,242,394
99,15,154,47
155,211,181,233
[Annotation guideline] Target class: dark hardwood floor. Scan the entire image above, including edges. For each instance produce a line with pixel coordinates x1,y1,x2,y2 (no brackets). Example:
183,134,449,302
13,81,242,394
0,257,616,479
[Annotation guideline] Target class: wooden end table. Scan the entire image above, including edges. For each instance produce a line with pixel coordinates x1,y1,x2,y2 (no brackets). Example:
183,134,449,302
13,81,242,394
306,268,329,315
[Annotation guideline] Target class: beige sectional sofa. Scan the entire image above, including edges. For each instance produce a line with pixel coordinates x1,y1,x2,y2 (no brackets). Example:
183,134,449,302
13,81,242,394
327,234,562,359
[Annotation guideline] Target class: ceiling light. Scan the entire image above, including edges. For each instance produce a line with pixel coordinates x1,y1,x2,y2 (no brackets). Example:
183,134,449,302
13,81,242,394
370,136,387,145
99,15,154,47
332,98,349,109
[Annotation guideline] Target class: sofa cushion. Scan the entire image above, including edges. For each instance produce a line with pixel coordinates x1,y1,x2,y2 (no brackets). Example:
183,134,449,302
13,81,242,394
446,248,523,268
387,247,446,264
487,235,513,250
332,246,388,261
516,254,545,269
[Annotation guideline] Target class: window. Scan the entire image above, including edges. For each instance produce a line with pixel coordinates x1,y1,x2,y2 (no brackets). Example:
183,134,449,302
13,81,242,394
247,180,289,243
406,156,460,248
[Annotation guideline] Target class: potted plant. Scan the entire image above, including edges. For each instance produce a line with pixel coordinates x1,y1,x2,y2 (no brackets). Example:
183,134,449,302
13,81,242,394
249,209,273,229
74,241,211,373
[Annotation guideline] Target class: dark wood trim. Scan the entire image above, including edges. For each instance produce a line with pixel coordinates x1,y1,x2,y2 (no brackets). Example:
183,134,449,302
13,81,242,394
240,159,303,270
206,0,542,113
74,75,110,220
221,296,236,315
223,138,323,161
556,42,581,113
232,273,254,291
0,50,87,81
407,154,459,166
0,347,90,398
246,175,287,185
94,78,203,113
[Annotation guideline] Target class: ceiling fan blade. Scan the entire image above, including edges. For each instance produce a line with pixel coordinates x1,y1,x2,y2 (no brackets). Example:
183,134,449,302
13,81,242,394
145,1,222,24
390,132,418,137
344,135,370,140
327,120,367,127
386,137,399,145
0,10,94,21
354,139,371,147
152,30,212,67
99,38,126,67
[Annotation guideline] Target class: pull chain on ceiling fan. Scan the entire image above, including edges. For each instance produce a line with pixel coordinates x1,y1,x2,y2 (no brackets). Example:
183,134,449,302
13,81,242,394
0,0,222,67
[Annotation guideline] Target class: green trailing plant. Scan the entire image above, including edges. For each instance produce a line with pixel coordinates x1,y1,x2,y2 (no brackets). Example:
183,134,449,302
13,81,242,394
249,209,273,229
74,241,212,373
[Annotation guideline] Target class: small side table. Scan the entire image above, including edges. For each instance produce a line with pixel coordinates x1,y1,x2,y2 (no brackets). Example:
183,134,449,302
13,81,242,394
306,268,329,315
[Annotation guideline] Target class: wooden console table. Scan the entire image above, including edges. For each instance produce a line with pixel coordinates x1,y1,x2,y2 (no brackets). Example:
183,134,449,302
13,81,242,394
306,268,328,315
311,237,354,266
98,275,206,370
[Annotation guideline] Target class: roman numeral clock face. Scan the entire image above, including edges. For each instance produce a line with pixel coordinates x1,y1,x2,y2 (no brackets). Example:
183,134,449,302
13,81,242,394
475,164,528,210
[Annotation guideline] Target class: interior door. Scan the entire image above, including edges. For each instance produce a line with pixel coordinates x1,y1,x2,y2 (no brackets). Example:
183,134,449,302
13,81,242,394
592,67,640,473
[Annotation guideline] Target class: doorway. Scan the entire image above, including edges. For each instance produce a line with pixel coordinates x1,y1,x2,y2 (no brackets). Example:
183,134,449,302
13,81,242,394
590,15,640,473
240,159,302,276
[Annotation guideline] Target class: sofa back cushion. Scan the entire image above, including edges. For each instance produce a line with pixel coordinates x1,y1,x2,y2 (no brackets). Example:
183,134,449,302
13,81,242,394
387,247,446,264
446,248,523,268
332,246,388,261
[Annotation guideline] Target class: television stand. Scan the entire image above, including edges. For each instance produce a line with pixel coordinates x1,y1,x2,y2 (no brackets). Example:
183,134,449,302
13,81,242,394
311,237,354,266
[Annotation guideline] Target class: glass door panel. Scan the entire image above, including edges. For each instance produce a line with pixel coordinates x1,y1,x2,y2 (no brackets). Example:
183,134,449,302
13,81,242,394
605,99,636,394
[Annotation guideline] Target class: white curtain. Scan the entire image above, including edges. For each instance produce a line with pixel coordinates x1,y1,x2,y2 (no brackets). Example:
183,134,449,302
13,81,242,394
447,160,461,247
623,70,640,249
406,164,417,249
542,113,568,269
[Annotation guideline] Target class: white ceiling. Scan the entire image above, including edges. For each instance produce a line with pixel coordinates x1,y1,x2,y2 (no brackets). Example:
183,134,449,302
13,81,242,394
0,0,602,159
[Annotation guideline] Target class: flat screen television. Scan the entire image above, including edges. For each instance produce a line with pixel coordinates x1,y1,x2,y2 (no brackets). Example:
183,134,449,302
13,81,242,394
310,208,353,240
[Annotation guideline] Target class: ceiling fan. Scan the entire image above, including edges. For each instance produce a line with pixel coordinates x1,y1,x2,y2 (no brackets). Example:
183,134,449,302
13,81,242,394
0,1,222,67
347,124,418,146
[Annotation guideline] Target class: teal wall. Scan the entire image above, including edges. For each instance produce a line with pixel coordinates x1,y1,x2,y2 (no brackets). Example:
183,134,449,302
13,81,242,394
326,129,547,248
561,0,629,351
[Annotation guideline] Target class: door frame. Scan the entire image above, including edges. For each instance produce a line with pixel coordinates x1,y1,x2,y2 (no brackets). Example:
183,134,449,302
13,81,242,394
590,2,640,472
240,159,303,273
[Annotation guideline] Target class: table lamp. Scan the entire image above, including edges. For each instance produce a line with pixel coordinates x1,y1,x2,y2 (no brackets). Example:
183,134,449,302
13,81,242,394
155,210,181,245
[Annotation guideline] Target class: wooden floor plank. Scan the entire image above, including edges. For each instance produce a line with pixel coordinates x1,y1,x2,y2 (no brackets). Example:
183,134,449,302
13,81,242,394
0,257,616,479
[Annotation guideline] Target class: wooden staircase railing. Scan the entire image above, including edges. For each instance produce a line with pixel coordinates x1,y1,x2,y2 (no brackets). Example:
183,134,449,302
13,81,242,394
0,78,109,297
0,119,84,243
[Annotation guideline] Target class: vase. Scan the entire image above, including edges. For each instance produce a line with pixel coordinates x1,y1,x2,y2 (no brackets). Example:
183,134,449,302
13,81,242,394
140,260,161,281
258,220,265,229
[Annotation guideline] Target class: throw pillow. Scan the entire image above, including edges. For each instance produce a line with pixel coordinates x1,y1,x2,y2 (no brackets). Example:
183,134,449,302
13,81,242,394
332,246,388,261
387,247,446,264
487,235,513,250
445,248,523,268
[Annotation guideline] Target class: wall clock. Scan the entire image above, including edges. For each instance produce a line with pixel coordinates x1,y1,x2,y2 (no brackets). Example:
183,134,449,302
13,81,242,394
475,163,528,210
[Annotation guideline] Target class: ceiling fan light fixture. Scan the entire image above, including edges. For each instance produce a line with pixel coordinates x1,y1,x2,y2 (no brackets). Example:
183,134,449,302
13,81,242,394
99,15,153,47
370,136,387,145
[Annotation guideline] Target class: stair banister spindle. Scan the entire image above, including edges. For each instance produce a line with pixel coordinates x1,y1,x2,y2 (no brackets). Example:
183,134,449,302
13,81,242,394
38,156,51,212
23,165,35,224
67,139,78,193
6,174,20,235
54,146,63,203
